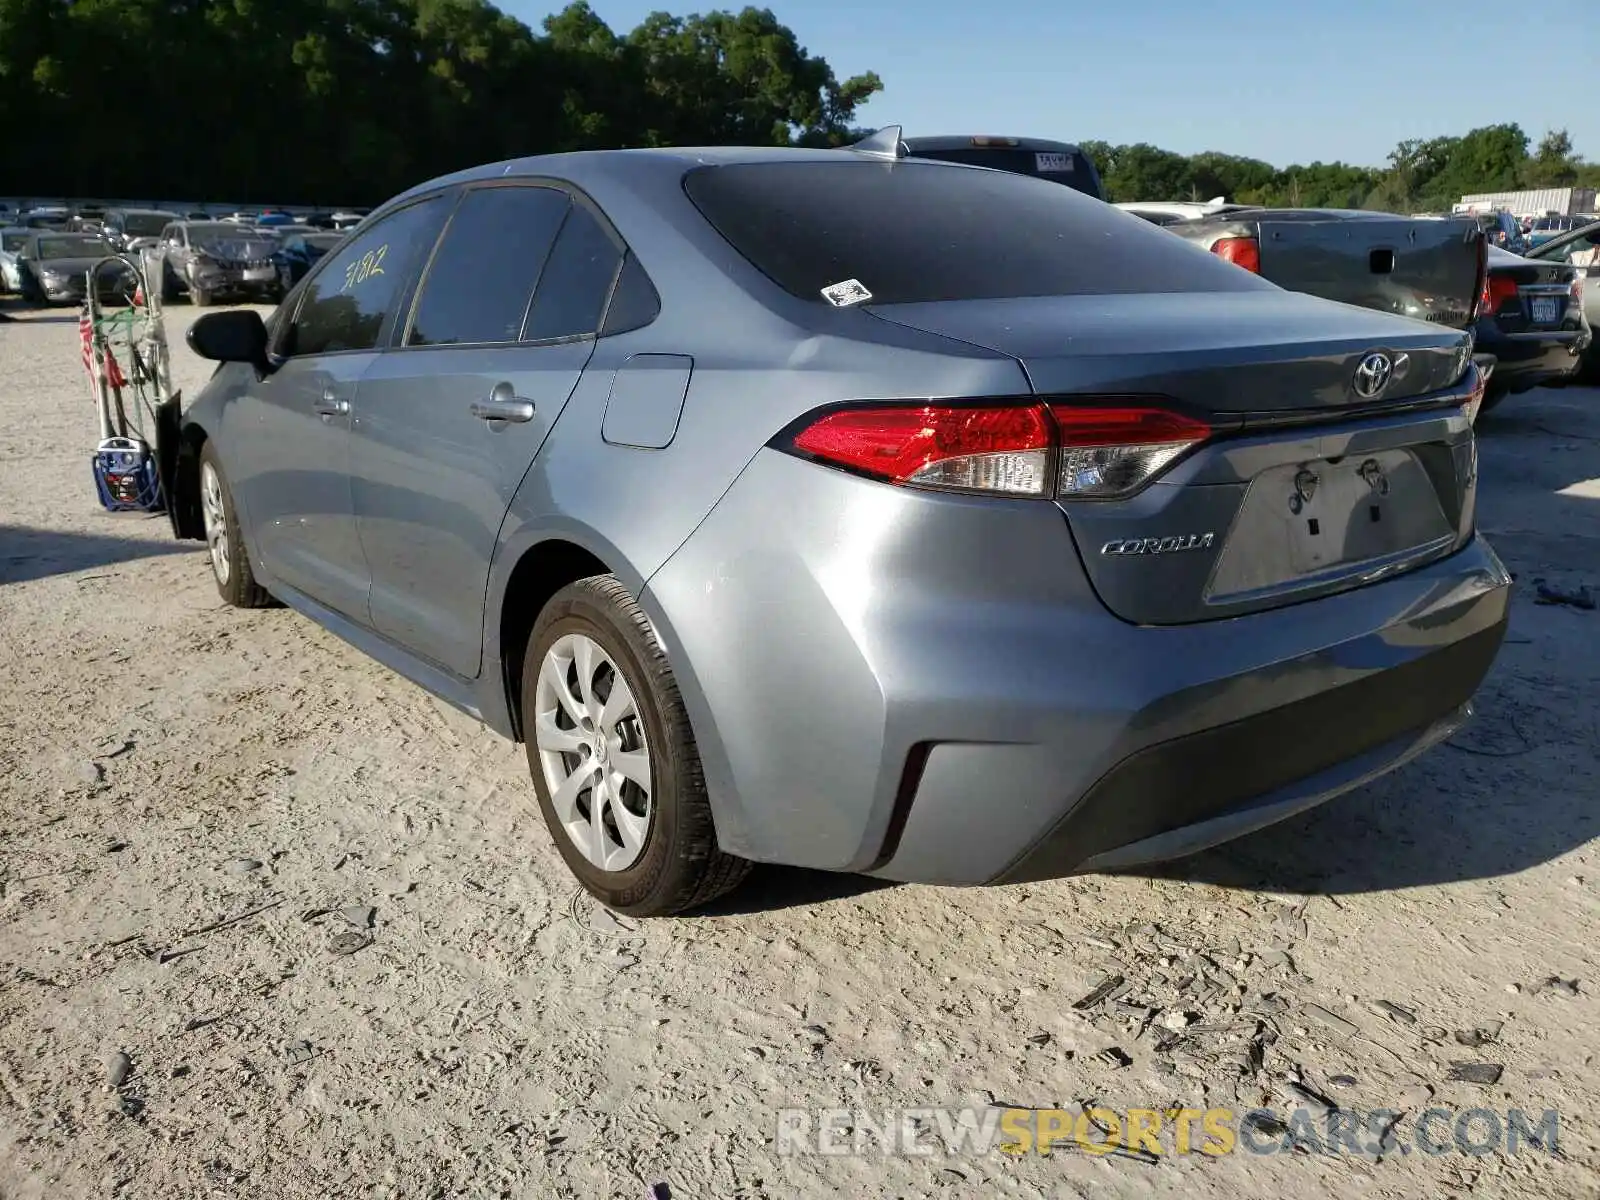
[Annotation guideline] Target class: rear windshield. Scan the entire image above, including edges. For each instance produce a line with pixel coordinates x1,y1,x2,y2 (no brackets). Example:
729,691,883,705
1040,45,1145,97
682,161,1271,305
903,146,1102,198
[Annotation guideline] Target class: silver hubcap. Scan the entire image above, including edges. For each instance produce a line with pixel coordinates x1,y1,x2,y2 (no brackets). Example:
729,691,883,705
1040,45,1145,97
533,633,653,872
200,462,230,586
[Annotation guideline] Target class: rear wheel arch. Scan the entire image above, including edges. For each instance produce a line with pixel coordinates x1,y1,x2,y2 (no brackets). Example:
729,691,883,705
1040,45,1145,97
496,538,614,743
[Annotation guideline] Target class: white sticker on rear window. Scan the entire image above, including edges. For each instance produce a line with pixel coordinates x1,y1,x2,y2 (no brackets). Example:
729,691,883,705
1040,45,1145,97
1035,152,1073,173
821,278,872,307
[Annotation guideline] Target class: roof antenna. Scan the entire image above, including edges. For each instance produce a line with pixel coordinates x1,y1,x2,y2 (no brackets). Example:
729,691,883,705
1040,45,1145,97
846,125,907,161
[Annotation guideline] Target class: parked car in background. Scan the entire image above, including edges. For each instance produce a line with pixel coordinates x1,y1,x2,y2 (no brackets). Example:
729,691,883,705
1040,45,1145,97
144,220,281,306
255,210,296,227
12,230,131,304
1116,199,1255,225
1524,213,1599,251
1472,246,1590,411
328,210,368,230
101,207,182,253
1520,219,1600,382
160,142,1506,915
255,223,317,239
1153,207,1486,328
185,210,212,220
0,227,31,293
901,134,1107,200
270,229,343,290
19,205,71,229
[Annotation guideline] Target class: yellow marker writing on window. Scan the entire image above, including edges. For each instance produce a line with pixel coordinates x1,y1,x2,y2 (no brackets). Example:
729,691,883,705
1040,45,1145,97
341,244,388,292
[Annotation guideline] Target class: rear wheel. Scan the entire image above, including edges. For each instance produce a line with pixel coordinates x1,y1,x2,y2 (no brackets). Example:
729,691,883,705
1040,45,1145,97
198,443,271,608
522,575,749,916
1478,381,1510,416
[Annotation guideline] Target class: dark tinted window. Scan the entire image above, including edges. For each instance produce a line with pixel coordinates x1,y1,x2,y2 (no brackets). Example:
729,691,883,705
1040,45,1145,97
407,185,570,346
521,204,623,342
684,161,1273,305
600,253,661,336
285,197,448,357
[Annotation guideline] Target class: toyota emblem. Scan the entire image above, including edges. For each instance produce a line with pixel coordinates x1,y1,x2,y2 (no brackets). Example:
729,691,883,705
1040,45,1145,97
1353,352,1394,399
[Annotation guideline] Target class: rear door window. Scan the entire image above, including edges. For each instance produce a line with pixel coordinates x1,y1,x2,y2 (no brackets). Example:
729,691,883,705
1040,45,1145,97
283,197,450,357
406,185,571,346
683,161,1272,305
521,203,623,342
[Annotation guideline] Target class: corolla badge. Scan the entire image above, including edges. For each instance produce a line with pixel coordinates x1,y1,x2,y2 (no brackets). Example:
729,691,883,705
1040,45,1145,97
1101,532,1216,557
1353,351,1394,399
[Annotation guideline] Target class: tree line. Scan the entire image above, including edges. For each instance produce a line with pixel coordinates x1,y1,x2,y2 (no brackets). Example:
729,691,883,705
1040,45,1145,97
3,0,1594,215
1082,125,1600,211
0,0,882,204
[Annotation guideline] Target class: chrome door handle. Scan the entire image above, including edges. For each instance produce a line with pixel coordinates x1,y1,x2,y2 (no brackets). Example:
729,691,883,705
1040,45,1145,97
314,390,350,417
471,381,535,424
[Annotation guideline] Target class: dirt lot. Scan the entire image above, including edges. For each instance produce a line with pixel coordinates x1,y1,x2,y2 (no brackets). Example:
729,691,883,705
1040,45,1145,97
1,301,1598,1199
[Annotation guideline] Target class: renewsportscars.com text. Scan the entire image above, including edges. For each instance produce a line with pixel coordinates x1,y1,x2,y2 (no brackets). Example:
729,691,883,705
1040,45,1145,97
775,1105,1560,1160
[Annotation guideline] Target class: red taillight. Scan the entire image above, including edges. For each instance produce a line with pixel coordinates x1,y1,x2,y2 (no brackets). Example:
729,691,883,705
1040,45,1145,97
783,401,1210,499
1212,236,1261,273
1482,274,1519,317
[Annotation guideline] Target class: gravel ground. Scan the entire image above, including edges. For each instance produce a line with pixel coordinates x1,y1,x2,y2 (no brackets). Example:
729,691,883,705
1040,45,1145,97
1,299,1598,1199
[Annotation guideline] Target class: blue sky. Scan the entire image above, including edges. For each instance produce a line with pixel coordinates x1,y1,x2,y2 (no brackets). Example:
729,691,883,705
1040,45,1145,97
501,0,1600,168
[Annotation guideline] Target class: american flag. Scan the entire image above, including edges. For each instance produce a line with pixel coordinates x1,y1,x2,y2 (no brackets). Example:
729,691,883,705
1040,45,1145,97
78,305,126,389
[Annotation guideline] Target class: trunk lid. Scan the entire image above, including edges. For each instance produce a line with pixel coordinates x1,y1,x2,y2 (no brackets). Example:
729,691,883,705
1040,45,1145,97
866,291,1472,420
867,292,1479,625
1167,210,1484,329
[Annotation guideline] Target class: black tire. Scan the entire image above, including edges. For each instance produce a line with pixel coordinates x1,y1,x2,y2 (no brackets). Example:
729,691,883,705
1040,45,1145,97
522,575,749,916
197,441,271,608
159,265,177,305
1478,382,1509,416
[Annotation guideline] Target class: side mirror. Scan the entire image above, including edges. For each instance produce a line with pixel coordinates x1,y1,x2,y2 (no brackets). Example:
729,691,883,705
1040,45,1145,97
187,309,271,375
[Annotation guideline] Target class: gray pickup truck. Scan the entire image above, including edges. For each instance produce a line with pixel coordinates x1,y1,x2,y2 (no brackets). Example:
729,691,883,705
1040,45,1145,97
1133,207,1487,331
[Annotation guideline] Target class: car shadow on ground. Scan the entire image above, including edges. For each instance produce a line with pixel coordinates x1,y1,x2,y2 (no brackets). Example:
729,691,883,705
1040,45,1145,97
0,522,194,585
0,306,79,324
697,864,899,916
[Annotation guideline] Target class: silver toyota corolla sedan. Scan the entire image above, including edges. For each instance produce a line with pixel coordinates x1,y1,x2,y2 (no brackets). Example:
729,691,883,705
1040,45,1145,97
158,137,1511,916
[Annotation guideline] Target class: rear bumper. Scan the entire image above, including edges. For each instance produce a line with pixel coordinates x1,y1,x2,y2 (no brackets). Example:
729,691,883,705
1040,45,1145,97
992,621,1499,882
1476,326,1590,392
644,448,1513,886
